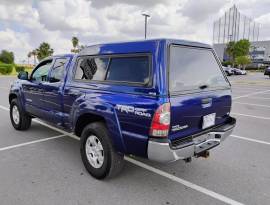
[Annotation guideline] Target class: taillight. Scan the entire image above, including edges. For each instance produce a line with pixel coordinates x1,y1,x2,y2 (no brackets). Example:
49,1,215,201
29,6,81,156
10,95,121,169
149,103,171,137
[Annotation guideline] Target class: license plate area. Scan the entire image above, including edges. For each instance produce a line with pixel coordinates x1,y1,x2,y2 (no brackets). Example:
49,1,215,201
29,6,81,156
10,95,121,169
202,113,216,129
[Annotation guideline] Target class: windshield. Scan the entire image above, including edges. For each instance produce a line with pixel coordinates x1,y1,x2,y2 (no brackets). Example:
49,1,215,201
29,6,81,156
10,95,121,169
169,45,229,92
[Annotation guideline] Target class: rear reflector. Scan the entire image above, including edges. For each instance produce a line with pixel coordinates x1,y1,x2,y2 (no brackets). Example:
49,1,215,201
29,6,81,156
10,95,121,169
149,103,170,137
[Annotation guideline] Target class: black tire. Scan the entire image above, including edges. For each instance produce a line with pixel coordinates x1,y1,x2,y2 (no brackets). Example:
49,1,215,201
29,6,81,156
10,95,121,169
10,98,31,130
80,122,124,179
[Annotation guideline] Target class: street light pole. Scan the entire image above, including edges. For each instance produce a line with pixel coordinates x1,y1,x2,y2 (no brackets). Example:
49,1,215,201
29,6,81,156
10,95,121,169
142,13,150,39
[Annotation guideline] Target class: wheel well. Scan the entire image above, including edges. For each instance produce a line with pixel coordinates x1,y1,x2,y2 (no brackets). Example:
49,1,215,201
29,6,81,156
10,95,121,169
9,94,17,104
74,113,106,137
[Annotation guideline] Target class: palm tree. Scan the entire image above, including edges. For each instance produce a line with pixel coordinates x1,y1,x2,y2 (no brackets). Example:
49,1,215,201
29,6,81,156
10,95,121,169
36,42,54,61
27,52,32,66
31,50,37,65
71,36,79,53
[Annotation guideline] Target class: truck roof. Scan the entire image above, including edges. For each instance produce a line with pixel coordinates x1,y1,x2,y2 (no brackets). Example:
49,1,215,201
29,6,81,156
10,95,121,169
79,38,212,56
40,54,74,62
48,39,211,59
53,54,75,58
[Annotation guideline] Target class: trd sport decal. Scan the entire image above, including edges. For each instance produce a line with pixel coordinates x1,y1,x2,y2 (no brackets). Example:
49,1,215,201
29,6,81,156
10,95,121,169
115,104,151,118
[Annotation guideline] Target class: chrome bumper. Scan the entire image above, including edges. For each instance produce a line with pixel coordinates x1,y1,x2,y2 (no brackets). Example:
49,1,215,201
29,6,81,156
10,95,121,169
147,117,236,163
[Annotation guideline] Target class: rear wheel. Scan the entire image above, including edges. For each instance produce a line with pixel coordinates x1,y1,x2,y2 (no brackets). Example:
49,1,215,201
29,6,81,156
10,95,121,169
80,122,124,179
10,98,31,130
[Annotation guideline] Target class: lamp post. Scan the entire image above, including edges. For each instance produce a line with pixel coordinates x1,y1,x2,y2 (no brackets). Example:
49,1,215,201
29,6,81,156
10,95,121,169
142,13,150,39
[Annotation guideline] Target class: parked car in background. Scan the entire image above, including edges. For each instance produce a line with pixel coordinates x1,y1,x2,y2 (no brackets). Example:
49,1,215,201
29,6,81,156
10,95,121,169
222,66,234,76
232,68,247,75
264,66,270,78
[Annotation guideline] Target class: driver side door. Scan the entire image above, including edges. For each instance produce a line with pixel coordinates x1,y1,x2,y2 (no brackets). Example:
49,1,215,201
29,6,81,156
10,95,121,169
22,59,53,118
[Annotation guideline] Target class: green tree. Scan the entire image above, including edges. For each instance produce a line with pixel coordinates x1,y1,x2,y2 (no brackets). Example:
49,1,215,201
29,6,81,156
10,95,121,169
225,41,236,64
0,50,14,64
235,56,251,69
71,36,79,53
234,39,251,57
225,39,251,66
36,42,54,61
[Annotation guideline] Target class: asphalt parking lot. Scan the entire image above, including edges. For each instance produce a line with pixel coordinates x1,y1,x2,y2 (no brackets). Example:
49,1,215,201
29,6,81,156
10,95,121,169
0,73,269,205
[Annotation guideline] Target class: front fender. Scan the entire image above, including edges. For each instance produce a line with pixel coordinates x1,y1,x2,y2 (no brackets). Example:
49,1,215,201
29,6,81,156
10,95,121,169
9,80,25,110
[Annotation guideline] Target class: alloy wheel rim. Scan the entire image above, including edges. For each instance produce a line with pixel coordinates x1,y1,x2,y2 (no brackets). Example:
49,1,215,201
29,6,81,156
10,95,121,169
85,135,104,168
12,105,20,125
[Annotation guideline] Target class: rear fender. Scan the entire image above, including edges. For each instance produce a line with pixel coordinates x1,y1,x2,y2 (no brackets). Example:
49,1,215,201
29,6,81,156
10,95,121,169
72,100,126,153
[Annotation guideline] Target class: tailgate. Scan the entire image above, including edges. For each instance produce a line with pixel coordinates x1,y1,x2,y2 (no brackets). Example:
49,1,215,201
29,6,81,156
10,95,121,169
169,90,231,141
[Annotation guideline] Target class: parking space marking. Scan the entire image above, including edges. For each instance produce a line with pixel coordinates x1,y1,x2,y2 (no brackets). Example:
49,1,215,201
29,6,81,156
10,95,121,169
232,113,270,120
0,86,9,90
0,134,66,152
232,90,255,93
232,89,270,100
0,104,9,111
247,96,270,100
124,156,244,205
234,102,270,108
231,135,270,145
232,87,267,91
0,104,244,205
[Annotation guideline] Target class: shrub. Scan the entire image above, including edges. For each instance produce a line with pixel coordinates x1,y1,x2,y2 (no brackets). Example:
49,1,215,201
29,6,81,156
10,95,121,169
0,50,14,64
15,65,25,73
0,62,13,75
222,61,232,67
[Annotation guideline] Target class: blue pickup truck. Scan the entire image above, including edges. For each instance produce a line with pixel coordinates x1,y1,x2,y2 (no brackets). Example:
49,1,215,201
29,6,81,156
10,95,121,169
9,39,236,179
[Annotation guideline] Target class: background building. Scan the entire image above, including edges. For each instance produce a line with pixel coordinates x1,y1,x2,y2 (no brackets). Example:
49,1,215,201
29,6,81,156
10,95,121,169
214,41,270,63
213,5,270,65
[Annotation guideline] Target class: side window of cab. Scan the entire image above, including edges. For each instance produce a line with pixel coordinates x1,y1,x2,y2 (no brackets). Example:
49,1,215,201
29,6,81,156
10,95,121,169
74,54,151,86
74,57,109,81
31,60,53,83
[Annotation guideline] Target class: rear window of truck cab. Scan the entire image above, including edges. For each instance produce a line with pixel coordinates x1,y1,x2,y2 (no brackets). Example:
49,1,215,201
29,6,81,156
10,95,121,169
169,45,229,93
74,55,150,85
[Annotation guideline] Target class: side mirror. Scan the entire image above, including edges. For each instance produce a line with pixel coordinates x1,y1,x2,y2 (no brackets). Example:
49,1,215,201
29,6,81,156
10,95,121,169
18,71,28,80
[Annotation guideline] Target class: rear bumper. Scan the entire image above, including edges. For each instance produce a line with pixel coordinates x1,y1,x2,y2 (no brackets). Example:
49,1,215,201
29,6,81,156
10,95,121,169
147,117,236,163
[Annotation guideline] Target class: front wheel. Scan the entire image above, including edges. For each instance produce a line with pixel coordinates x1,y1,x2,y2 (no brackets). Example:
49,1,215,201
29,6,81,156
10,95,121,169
80,122,124,179
10,98,31,130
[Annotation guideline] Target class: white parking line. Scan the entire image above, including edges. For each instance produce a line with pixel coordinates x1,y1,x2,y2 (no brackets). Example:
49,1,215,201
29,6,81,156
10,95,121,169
232,90,254,93
0,134,66,152
232,89,270,100
0,104,9,111
232,87,265,91
0,104,244,205
124,156,244,205
234,102,270,108
247,96,270,100
232,113,270,120
231,135,270,145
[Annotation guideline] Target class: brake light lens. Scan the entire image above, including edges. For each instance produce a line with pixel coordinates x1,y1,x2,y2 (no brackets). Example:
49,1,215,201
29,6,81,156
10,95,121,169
149,103,171,137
